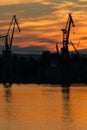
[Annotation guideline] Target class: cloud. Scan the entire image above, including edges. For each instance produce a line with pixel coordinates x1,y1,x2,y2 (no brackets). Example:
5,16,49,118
35,37,56,44
0,0,87,53
79,0,87,2
12,45,47,54
0,0,41,5
0,44,46,54
79,37,87,40
0,3,56,20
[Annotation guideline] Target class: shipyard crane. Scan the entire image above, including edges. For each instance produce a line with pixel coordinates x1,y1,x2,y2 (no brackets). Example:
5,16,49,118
0,15,21,53
61,14,75,57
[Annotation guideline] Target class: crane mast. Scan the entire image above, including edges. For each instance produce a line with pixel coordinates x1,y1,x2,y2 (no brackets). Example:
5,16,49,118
61,14,75,57
0,15,21,54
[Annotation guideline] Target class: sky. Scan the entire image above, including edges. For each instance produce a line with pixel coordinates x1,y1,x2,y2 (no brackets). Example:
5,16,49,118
0,0,87,54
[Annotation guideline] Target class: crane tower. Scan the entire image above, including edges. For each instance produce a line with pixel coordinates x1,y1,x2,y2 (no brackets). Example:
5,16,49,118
61,14,75,57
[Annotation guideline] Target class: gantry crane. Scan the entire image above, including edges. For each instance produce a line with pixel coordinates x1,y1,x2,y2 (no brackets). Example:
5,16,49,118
61,14,75,57
0,15,21,54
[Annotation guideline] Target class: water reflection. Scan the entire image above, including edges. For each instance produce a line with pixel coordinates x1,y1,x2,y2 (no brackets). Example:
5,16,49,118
2,83,17,127
3,83,12,103
62,85,70,99
61,85,73,129
0,84,87,129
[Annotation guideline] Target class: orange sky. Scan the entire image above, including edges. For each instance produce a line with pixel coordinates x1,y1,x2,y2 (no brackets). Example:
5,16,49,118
0,0,87,54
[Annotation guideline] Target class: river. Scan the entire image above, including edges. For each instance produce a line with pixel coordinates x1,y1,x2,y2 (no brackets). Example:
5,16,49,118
0,84,87,130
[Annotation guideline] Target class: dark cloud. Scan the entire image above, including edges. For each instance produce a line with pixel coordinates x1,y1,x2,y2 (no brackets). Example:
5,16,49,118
36,37,57,44
0,44,46,54
0,21,9,27
13,34,58,45
78,48,87,54
79,36,87,40
0,3,56,20
12,45,47,54
78,1,87,5
66,4,87,12
0,1,86,21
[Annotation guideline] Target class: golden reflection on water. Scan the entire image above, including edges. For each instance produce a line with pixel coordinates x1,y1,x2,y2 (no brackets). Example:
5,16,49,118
0,84,87,129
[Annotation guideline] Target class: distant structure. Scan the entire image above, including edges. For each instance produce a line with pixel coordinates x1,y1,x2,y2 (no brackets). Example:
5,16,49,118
0,15,21,83
0,14,86,84
56,42,59,54
0,15,21,55
61,13,75,57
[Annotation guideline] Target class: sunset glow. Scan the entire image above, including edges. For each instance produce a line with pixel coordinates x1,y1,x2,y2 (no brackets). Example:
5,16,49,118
0,0,87,54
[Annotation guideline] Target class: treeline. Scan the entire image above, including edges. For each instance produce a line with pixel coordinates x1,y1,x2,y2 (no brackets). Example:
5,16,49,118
0,51,87,84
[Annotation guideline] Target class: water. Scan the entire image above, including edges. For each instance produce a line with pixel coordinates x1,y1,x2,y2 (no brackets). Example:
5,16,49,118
0,84,87,130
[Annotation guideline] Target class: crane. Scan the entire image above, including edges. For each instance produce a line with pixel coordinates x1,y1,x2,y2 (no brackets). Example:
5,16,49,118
61,14,75,57
0,15,21,54
7,15,21,51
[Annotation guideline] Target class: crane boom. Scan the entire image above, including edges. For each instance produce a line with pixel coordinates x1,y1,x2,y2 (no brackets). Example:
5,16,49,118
0,15,21,53
9,15,21,49
56,42,59,54
7,16,14,35
61,14,75,57
66,14,75,43
70,41,80,56
9,21,15,49
14,16,21,32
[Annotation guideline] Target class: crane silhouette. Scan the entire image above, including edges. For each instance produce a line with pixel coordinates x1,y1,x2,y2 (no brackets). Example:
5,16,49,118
0,15,21,54
61,14,75,57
